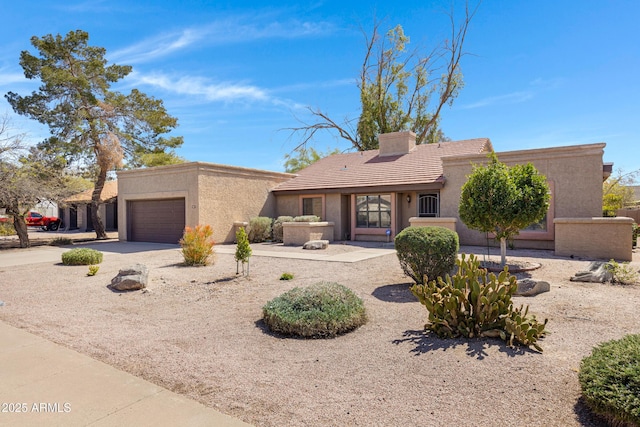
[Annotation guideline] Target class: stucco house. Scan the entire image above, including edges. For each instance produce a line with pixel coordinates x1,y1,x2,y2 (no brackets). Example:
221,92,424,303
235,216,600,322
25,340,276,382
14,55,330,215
115,131,628,258
60,180,118,231
273,131,610,250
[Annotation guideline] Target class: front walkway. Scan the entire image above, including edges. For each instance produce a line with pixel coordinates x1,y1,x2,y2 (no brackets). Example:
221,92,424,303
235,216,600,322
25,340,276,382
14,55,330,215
0,321,251,427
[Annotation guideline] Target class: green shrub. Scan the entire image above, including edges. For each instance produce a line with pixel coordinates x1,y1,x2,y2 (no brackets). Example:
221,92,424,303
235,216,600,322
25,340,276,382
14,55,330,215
605,259,639,285
293,215,321,222
50,237,73,246
411,253,547,351
579,334,640,426
0,222,15,236
180,224,215,266
248,217,273,243
272,216,294,242
87,265,100,276
395,226,459,284
61,248,103,265
263,282,367,338
279,272,294,280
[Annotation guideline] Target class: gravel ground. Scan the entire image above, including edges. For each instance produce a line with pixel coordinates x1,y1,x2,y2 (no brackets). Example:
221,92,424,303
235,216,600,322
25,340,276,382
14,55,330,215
1,241,639,427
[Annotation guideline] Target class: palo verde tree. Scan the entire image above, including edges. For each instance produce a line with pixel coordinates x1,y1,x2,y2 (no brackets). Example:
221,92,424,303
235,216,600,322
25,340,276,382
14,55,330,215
6,30,183,239
283,146,341,173
287,3,477,151
602,168,639,216
459,153,550,266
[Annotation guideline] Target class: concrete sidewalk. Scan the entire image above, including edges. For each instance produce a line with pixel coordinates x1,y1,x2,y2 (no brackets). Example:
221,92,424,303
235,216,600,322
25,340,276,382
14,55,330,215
0,321,251,427
215,245,396,262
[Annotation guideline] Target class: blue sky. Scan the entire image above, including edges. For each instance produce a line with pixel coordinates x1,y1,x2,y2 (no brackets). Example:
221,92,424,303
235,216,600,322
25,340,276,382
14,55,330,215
1,1,638,175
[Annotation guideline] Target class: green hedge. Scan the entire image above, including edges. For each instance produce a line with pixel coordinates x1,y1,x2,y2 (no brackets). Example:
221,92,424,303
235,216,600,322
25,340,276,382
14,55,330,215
395,226,459,284
579,334,640,426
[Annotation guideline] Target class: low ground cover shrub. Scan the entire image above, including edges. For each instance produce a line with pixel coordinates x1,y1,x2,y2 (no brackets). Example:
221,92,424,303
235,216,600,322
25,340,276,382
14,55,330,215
61,248,103,265
579,334,640,426
293,215,320,222
180,225,215,266
87,265,100,276
279,272,294,280
248,217,273,243
395,226,459,285
411,254,547,351
263,282,366,338
605,259,639,285
50,237,73,246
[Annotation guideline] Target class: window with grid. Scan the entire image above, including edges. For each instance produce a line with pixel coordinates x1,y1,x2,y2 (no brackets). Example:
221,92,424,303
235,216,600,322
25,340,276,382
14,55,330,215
356,194,391,228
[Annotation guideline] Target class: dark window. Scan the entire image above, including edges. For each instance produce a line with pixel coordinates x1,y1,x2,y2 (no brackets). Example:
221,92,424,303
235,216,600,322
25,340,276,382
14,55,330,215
418,193,440,217
302,197,323,218
356,194,391,228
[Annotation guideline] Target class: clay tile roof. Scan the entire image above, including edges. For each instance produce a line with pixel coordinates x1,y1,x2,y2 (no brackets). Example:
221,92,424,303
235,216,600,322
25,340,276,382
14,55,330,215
63,180,118,204
274,138,492,193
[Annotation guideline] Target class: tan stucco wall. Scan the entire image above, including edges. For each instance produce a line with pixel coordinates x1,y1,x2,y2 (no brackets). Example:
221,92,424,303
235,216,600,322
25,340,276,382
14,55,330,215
409,217,457,232
276,195,299,218
282,222,335,245
554,217,633,261
117,162,292,243
441,143,606,247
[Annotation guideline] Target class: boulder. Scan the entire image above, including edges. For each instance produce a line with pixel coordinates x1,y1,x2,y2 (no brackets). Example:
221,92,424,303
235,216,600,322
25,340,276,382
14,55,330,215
303,240,329,250
515,279,551,296
570,261,613,283
109,264,149,291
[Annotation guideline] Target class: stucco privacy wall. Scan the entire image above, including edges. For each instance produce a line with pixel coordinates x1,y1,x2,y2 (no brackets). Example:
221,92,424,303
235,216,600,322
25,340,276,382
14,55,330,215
440,143,606,249
555,217,634,261
118,162,292,243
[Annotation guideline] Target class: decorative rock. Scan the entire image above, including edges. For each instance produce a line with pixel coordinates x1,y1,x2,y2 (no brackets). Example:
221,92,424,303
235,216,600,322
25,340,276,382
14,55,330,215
0,300,4,307
570,261,613,283
515,279,551,296
109,264,149,291
303,240,329,250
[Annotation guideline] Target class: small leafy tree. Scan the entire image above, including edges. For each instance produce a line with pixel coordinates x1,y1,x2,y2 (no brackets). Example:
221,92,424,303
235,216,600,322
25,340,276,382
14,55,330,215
235,227,252,275
459,153,550,266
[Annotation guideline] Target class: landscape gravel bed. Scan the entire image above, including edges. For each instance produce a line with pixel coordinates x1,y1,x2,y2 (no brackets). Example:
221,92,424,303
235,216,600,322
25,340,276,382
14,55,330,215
1,242,639,426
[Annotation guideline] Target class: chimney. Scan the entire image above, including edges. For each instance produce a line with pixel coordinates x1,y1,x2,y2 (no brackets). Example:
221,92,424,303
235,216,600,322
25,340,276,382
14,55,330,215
378,131,416,157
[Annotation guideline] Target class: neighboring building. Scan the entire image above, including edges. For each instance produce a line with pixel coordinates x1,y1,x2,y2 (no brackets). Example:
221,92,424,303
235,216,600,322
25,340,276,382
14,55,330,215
60,180,118,231
117,162,292,244
115,132,609,249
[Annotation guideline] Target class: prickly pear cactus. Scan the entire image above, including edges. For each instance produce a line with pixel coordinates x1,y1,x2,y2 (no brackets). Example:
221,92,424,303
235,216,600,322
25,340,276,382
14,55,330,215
411,253,547,351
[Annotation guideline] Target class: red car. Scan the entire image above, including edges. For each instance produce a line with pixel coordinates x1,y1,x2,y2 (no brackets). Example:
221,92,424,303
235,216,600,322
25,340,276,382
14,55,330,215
25,212,62,231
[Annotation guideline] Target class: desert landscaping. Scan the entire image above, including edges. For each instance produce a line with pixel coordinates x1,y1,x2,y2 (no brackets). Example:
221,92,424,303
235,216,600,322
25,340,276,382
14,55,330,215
1,239,639,426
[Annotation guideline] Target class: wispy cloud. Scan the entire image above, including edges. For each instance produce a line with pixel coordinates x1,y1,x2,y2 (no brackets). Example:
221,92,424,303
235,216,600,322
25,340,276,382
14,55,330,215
461,91,534,109
129,71,269,103
110,16,336,64
0,69,27,87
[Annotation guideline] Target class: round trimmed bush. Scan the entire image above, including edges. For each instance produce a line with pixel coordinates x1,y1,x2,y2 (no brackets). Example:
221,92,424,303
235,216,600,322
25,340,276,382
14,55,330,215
394,226,459,284
579,334,640,426
61,248,103,265
262,282,367,338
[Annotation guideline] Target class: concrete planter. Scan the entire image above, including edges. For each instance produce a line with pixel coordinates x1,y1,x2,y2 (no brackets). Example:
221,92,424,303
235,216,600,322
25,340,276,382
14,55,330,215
283,222,334,246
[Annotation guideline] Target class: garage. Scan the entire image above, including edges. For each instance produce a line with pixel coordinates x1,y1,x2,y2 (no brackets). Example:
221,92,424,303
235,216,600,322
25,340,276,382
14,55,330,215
127,198,185,244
